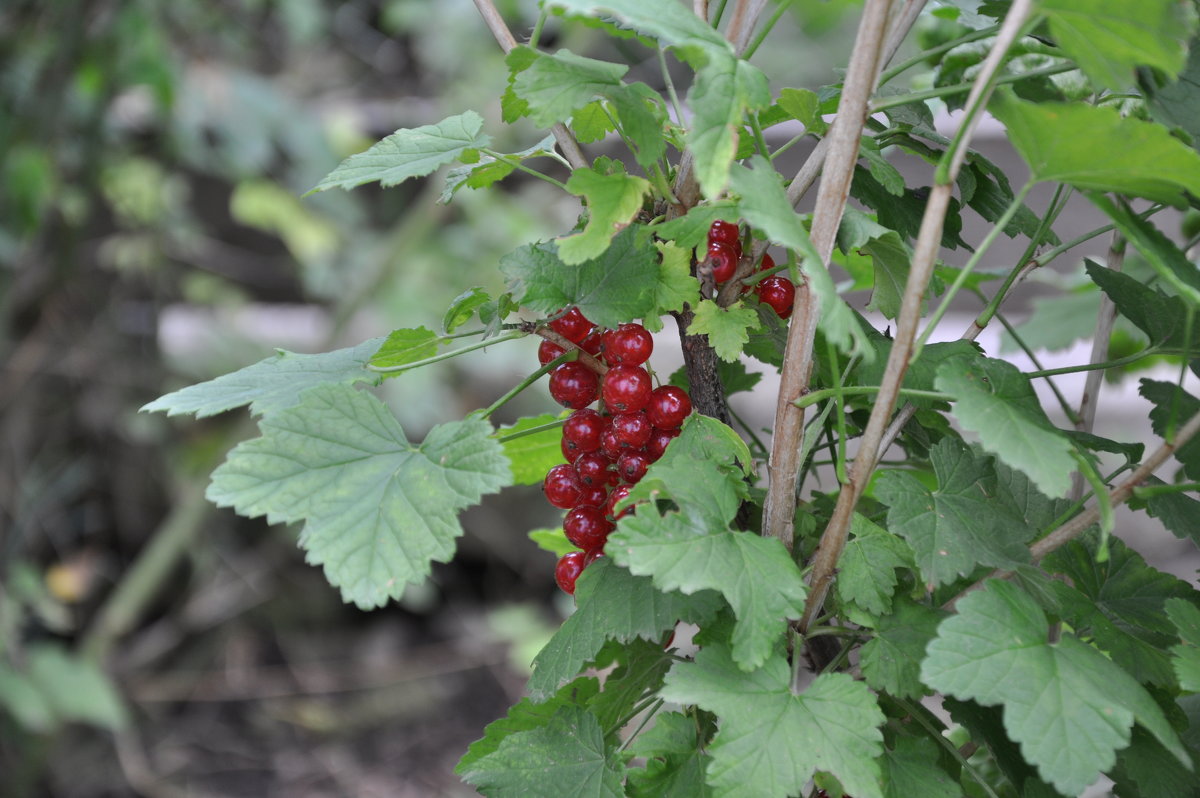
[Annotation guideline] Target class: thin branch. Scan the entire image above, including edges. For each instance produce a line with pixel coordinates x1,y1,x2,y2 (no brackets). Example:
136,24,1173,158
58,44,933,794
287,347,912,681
472,0,589,170
763,0,896,552
533,326,610,375
725,0,771,54
798,0,1036,635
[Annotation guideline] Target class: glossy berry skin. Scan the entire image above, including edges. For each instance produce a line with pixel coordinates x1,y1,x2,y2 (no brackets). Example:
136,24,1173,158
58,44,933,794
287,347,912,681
575,484,609,508
617,451,651,484
708,219,741,249
543,464,581,509
579,328,605,357
646,386,692,429
563,408,604,454
604,323,653,366
756,275,796,319
549,361,599,409
548,307,593,343
602,365,653,414
583,547,605,567
646,427,680,461
600,425,623,460
611,411,653,450
560,435,582,460
538,338,566,366
707,241,739,283
555,551,586,595
574,451,614,487
605,484,634,519
564,506,612,551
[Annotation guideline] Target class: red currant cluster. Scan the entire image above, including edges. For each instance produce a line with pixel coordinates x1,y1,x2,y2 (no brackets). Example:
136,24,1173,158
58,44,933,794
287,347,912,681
707,220,796,319
538,307,693,595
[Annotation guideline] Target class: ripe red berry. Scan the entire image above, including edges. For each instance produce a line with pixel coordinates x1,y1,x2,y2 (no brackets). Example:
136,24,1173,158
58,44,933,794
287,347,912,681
605,484,635,519
563,408,604,454
564,506,612,551
756,275,796,319
574,451,614,487
538,338,566,366
758,252,776,273
604,323,653,366
579,328,605,357
600,424,623,460
646,427,680,461
611,411,653,449
617,451,651,484
707,241,739,283
575,484,609,508
548,307,593,343
708,219,741,249
583,546,605,567
646,385,692,429
549,361,599,409
543,464,581,509
555,551,586,595
602,365,652,414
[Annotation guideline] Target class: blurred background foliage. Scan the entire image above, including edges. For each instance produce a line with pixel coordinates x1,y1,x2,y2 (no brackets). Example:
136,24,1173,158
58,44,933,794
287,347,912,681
0,1,862,795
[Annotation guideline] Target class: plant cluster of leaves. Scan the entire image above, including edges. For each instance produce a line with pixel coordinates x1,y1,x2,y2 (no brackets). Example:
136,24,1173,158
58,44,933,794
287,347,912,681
141,1,1200,796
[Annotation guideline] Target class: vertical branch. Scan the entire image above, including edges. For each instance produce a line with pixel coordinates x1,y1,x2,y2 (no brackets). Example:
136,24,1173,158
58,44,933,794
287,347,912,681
797,0,1036,634
725,0,770,54
762,0,896,551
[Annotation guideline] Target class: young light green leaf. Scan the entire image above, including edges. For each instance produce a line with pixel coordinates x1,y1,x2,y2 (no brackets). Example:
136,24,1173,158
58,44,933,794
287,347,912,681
528,559,720,700
443,287,492,333
935,356,1076,498
879,736,961,798
546,0,730,64
207,384,511,609
1040,0,1194,91
440,135,558,204
141,336,384,418
27,644,128,730
861,599,948,700
687,300,760,362
835,513,915,616
648,241,701,332
369,327,442,369
688,56,771,198
500,226,661,329
776,87,827,134
557,168,651,264
528,527,578,557
729,157,871,359
1167,598,1200,691
837,207,914,320
512,47,628,127
990,92,1200,205
460,703,626,797
496,414,567,486
1139,381,1200,480
626,711,714,798
875,438,1032,588
660,644,886,798
309,111,490,194
921,579,1191,796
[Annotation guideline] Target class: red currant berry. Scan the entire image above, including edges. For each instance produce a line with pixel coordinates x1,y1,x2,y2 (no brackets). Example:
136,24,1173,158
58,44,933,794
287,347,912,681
646,386,692,429
564,506,612,551
563,408,604,454
549,361,599,409
602,365,653,414
600,424,623,460
605,484,635,519
617,451,651,484
538,338,566,365
561,435,581,461
555,551,586,595
574,451,614,486
758,252,776,273
708,219,741,249
646,427,680,461
611,411,653,449
604,323,653,366
756,275,796,319
548,307,593,343
575,484,608,508
583,546,605,567
579,328,605,357
543,464,581,509
708,241,739,283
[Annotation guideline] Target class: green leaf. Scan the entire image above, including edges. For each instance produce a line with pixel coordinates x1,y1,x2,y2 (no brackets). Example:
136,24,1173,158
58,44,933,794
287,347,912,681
586,638,675,733
369,327,442,369
669,360,762,397
1040,0,1194,91
964,156,1049,240
0,666,55,732
570,100,616,142
1001,288,1103,353
648,241,701,332
1086,263,1193,349
686,300,759,362
501,226,661,329
1145,43,1200,151
834,513,914,616
527,559,720,700
991,458,1073,534
859,137,904,197
27,644,127,730
660,644,886,798
989,92,1200,205
1110,725,1200,798
529,527,579,557
460,703,626,797
1167,598,1200,691
558,167,651,264
860,599,947,700
935,355,1076,498
627,711,715,797
879,736,961,798
1138,477,1200,546
921,579,1191,796
1086,194,1200,305
875,438,1032,588
497,414,567,486
729,157,871,359
837,208,914,320
141,337,384,418
443,288,492,333
854,338,979,411
688,56,771,198
309,111,491,193
652,202,739,249
512,47,628,127
547,0,730,59
440,135,558,203
608,82,669,169
207,385,511,609
776,87,827,134
1139,381,1200,480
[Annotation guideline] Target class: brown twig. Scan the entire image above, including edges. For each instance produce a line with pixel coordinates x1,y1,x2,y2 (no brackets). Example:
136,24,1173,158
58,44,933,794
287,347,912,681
531,325,609,375
725,0,770,54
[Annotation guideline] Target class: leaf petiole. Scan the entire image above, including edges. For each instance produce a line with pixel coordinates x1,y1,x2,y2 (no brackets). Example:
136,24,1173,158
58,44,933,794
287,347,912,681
368,330,526,373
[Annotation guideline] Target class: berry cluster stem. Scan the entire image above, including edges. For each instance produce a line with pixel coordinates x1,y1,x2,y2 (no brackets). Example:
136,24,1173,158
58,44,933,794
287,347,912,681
531,324,609,375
